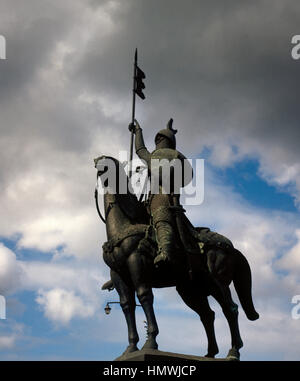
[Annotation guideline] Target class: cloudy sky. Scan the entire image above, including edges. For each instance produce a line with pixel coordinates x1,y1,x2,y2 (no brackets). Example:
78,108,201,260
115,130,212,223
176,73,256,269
0,0,300,361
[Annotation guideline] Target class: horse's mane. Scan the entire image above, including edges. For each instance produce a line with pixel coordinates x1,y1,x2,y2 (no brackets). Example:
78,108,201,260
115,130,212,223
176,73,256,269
102,156,149,224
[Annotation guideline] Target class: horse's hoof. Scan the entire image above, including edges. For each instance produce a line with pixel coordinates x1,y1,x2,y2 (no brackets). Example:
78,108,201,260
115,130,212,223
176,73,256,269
101,279,114,291
141,337,158,350
247,311,259,321
115,345,139,361
122,344,139,356
226,348,240,361
204,353,216,358
205,346,218,358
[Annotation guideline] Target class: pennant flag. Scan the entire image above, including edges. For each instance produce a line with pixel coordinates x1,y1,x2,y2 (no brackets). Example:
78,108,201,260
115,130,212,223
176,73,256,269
134,65,146,100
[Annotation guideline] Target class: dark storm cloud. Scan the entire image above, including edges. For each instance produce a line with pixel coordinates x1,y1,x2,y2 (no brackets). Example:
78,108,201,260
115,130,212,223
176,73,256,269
70,0,300,174
1,1,300,360
0,0,300,195
0,0,75,100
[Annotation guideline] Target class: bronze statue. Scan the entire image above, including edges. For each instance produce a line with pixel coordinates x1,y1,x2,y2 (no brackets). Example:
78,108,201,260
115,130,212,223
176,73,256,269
94,146,259,360
129,118,192,266
95,51,258,360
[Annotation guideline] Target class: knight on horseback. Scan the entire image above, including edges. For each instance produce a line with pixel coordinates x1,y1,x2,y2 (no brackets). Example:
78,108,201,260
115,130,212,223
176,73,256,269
129,118,193,267
94,50,259,359
95,152,259,359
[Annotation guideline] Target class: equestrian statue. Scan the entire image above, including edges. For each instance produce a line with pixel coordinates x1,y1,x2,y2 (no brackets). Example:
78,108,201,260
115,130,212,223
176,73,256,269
94,50,259,360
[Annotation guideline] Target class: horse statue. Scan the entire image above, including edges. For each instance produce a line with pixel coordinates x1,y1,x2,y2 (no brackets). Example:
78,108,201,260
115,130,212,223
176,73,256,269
95,155,259,360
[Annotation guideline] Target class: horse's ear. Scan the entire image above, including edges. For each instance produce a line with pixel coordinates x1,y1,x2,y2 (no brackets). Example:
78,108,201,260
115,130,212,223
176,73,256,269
94,155,105,166
94,156,102,168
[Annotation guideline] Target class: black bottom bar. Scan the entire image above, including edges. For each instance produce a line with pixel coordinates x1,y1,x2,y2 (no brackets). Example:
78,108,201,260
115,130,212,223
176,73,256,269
0,361,298,379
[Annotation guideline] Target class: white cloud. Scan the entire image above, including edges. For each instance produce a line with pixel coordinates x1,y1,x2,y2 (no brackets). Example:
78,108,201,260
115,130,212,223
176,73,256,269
18,258,109,328
276,229,300,274
0,244,23,294
36,288,94,325
0,335,16,350
0,0,299,361
0,322,24,353
144,170,300,359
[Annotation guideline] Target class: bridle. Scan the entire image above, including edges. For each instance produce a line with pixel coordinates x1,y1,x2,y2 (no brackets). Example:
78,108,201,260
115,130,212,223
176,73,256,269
94,174,106,224
95,168,121,224
94,157,146,223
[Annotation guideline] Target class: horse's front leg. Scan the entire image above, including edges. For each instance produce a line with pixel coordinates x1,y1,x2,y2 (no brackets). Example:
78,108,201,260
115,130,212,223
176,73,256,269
127,251,159,350
110,268,139,355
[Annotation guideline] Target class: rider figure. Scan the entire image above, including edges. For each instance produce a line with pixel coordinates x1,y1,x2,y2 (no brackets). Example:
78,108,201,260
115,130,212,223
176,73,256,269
129,118,192,266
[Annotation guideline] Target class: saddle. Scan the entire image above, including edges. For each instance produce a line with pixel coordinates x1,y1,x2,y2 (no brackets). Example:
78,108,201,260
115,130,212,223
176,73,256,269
181,213,234,255
102,194,233,271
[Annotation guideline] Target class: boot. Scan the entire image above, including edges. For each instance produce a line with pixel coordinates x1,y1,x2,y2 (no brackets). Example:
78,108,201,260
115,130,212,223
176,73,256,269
153,221,174,266
154,245,172,265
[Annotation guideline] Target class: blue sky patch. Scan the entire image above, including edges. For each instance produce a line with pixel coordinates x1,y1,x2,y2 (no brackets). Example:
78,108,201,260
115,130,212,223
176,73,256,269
201,151,297,212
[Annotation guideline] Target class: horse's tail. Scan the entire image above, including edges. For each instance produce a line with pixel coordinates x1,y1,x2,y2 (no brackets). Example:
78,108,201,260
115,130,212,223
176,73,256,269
232,249,259,321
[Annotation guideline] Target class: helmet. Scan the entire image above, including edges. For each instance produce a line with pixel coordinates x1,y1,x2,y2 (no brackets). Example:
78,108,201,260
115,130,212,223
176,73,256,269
155,118,177,149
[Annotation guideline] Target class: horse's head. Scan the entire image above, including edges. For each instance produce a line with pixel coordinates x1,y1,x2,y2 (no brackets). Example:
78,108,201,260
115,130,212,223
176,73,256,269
94,155,129,194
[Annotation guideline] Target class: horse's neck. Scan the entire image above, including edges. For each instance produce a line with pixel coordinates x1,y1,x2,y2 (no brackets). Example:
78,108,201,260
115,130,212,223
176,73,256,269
104,193,130,240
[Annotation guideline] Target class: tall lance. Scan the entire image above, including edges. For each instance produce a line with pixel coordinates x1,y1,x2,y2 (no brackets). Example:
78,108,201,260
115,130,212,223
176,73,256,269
94,50,146,223
129,48,146,177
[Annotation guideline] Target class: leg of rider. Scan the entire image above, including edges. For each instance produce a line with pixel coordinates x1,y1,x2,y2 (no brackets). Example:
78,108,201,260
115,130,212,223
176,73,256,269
151,195,174,265
154,219,173,263
155,219,172,244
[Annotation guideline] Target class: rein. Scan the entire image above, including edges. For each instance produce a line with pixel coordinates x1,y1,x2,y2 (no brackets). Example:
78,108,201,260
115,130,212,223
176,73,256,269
94,172,118,224
94,186,106,224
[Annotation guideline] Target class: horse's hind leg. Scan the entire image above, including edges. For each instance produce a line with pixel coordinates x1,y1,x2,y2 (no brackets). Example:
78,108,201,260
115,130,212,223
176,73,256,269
127,252,159,350
110,269,139,355
211,284,243,360
176,284,219,358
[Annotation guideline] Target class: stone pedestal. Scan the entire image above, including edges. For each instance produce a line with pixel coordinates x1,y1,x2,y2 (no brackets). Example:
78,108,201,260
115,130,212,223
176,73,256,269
115,348,238,361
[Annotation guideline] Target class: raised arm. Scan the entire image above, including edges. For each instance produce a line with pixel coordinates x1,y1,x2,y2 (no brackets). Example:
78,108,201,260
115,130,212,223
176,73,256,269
129,119,151,165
